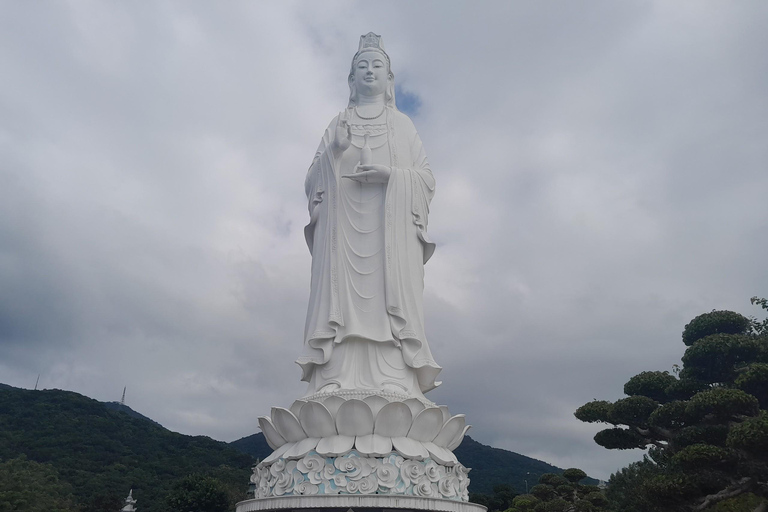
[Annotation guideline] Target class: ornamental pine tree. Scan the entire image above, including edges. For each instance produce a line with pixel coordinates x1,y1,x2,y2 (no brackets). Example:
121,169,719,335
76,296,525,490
575,297,768,512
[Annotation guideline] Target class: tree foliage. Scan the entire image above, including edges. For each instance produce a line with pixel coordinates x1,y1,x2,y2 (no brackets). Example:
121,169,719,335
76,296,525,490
682,310,752,346
469,484,519,512
575,299,768,511
164,474,229,512
0,456,77,512
505,469,609,512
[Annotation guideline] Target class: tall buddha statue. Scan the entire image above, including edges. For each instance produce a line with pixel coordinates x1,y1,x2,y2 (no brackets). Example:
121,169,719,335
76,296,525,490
248,34,473,505
297,33,441,403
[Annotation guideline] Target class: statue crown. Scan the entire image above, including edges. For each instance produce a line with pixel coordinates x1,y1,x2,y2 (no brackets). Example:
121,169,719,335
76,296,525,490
358,32,385,52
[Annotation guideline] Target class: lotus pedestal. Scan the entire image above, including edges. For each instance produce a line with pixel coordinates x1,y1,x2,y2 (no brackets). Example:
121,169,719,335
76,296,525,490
239,395,479,510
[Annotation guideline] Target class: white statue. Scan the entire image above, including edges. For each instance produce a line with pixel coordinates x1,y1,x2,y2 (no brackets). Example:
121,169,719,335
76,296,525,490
121,490,137,512
297,33,441,402
250,35,473,504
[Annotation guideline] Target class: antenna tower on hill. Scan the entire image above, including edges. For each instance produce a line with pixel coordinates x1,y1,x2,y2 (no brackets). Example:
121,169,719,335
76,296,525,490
120,387,126,406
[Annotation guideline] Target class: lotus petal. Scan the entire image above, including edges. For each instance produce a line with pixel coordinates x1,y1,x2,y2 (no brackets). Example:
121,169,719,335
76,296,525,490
336,399,374,436
299,401,337,438
355,434,393,457
290,400,306,418
262,442,291,464
408,407,443,442
403,398,425,418
316,435,355,457
363,395,389,418
423,442,458,466
374,402,412,437
272,407,306,442
433,414,465,447
439,405,451,425
447,425,472,451
392,436,429,460
284,437,320,459
322,395,345,417
258,416,286,450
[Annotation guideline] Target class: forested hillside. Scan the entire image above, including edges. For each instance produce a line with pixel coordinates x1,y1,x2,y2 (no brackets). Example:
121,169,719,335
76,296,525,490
0,386,254,512
1,383,595,511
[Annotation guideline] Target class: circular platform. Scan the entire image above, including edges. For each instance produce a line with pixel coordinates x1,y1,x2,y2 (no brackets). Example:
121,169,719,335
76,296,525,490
236,495,487,512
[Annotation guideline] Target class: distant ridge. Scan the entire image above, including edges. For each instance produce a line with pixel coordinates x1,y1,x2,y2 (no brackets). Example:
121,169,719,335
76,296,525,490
103,400,163,427
0,383,164,427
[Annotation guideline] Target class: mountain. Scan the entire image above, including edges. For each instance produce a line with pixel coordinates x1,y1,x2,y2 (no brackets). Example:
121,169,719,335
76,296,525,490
229,432,588,495
0,385,254,512
103,400,163,427
229,431,272,461
1,381,594,511
454,436,584,494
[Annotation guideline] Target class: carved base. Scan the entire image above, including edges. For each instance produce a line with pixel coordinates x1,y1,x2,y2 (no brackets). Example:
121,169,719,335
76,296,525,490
251,451,470,501
254,396,472,503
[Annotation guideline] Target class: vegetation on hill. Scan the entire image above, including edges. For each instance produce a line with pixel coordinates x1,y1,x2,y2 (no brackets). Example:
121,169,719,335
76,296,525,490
0,386,254,512
575,297,768,511
0,456,77,512
103,401,163,428
164,474,230,512
1,380,598,511
454,436,591,495
228,432,271,462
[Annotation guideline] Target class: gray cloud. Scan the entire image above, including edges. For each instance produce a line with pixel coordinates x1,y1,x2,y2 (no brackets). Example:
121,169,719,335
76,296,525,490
1,0,767,480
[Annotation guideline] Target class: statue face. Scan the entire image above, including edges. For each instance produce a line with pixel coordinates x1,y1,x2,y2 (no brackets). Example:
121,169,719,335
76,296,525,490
352,51,390,97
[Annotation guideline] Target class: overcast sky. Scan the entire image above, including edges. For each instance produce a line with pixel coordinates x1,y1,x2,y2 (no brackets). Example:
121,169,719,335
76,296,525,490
1,1,767,481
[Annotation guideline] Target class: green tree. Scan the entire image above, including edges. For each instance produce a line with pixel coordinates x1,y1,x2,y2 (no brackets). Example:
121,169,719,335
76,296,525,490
575,299,768,511
0,456,76,512
505,469,609,512
164,474,229,512
471,484,519,512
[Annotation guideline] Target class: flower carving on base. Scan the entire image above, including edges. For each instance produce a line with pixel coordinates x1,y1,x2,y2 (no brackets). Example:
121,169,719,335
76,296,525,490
251,450,470,502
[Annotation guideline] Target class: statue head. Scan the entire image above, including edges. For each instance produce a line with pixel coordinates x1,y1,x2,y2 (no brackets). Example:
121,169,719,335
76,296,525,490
348,32,397,109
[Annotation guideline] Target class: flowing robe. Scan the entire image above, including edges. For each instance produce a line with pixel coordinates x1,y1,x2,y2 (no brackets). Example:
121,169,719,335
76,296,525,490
297,107,441,399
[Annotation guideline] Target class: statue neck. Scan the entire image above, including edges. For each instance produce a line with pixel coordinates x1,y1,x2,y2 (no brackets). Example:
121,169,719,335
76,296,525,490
356,94,385,107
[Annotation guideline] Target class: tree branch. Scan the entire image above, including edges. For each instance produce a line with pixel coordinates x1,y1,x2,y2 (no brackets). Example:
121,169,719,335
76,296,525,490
694,477,752,511
629,426,668,449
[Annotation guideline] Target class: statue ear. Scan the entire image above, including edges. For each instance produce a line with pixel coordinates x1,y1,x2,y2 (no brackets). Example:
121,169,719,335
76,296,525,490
348,78,358,106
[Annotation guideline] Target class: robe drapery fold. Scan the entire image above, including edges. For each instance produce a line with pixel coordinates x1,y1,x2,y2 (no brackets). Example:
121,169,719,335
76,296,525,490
297,107,441,396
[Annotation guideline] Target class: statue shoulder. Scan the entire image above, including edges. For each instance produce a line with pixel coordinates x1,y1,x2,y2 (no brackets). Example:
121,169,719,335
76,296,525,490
328,112,342,130
389,108,419,134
